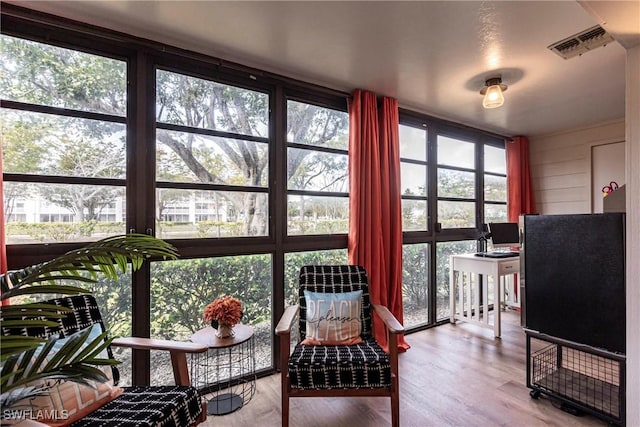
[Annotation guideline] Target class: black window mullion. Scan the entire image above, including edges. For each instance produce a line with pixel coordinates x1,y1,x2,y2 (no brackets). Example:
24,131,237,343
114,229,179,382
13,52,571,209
476,139,485,247
129,49,155,386
156,181,268,193
156,121,269,144
273,84,287,371
2,173,125,187
287,142,348,156
0,100,126,123
287,190,348,198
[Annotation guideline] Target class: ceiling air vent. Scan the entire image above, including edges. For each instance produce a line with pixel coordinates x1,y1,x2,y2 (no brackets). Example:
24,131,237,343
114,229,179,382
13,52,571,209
548,25,614,59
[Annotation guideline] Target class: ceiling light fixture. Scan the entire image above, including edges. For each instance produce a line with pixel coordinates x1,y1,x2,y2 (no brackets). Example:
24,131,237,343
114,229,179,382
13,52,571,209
480,77,508,109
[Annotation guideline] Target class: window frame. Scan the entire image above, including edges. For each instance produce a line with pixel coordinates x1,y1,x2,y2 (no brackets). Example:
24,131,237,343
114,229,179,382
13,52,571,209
2,4,510,383
398,110,507,330
284,94,350,238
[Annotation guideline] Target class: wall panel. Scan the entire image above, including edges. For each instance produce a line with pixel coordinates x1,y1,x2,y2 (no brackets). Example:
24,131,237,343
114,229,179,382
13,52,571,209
529,119,625,215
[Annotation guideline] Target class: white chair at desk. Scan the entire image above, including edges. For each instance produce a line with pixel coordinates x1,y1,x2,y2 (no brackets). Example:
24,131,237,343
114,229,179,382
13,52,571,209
449,253,520,338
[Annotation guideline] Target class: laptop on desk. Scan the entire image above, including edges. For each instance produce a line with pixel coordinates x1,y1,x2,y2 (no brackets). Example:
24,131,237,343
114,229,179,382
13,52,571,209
475,251,519,258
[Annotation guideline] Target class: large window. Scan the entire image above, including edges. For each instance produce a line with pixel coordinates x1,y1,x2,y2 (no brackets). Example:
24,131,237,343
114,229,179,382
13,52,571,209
484,144,508,225
1,8,354,384
1,35,127,244
399,124,430,328
149,255,272,384
437,135,476,229
155,70,270,239
399,124,428,231
286,100,349,235
2,6,508,384
398,113,506,329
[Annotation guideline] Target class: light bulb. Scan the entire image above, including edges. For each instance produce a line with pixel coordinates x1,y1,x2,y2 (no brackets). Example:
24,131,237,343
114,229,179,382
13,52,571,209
482,84,504,109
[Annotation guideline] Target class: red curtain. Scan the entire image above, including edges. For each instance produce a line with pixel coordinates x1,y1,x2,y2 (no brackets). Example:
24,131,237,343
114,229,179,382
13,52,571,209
506,136,535,301
348,89,409,352
506,136,536,221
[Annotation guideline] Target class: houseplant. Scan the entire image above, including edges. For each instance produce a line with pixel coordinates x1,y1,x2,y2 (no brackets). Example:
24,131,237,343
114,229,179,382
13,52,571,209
203,295,243,338
0,234,178,409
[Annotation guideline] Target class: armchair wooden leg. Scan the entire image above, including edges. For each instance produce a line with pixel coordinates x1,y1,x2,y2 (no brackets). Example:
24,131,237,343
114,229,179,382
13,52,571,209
391,375,400,427
197,401,208,425
391,391,399,427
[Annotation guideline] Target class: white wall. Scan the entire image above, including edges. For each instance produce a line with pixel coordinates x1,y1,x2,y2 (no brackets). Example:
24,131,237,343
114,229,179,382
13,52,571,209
592,142,625,213
625,43,640,427
529,119,625,214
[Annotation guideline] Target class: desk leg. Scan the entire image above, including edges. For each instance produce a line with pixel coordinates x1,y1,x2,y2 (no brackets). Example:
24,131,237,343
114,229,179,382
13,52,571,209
493,269,501,339
450,257,456,324
499,276,505,311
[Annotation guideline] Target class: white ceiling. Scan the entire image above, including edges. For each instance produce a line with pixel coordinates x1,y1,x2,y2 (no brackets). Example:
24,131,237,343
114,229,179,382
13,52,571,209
7,1,640,137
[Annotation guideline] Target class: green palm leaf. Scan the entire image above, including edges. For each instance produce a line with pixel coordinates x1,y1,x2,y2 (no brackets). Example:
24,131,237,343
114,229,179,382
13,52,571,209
0,234,179,411
1,326,118,407
1,234,178,300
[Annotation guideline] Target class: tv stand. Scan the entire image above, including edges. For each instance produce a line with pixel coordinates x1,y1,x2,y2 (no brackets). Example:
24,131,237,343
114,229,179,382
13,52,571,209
525,329,625,425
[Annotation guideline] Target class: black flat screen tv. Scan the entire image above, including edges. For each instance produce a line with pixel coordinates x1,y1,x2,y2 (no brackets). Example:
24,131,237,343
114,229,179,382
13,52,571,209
523,213,626,354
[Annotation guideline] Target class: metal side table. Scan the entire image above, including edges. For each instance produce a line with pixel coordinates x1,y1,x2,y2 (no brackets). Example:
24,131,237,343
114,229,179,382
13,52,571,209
190,324,256,415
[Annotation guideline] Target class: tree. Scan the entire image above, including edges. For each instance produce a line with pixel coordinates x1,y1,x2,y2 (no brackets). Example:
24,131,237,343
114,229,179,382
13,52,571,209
0,35,125,116
155,72,349,236
2,36,350,240
39,130,124,224
1,36,126,238
0,114,47,220
402,245,429,312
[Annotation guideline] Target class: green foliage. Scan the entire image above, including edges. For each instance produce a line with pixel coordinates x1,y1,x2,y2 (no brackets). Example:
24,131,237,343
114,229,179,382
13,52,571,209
284,250,348,306
0,35,126,114
72,250,350,342
196,221,243,238
401,199,427,230
5,222,127,243
434,240,477,318
149,255,272,340
86,273,132,337
0,114,49,174
402,244,429,311
438,169,475,198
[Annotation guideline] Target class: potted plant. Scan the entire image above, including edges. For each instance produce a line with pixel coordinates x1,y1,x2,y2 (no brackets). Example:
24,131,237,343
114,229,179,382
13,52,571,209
0,234,178,410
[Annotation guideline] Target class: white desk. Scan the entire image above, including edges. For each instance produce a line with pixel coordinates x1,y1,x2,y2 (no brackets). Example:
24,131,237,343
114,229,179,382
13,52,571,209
449,253,520,338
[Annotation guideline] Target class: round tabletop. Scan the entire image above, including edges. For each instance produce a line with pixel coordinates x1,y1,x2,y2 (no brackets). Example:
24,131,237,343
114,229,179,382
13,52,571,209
190,324,254,349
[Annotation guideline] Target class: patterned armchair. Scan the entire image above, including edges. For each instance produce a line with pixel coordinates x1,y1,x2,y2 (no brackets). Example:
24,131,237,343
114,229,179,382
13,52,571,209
2,295,207,426
275,265,403,427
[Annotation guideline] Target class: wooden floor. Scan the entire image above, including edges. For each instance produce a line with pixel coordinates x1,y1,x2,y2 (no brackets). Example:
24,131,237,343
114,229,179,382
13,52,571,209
201,310,608,426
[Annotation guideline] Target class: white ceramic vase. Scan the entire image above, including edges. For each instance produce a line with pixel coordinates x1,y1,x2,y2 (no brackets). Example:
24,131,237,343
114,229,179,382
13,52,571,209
216,323,234,338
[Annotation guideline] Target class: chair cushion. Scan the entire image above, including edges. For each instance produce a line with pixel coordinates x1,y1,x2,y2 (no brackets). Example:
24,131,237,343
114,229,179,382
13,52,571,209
69,386,203,427
288,337,391,390
6,324,123,426
301,290,363,345
1,295,120,384
299,265,373,341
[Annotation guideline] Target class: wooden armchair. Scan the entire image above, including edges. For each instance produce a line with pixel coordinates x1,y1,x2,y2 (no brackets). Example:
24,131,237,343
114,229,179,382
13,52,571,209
275,265,404,427
2,294,208,426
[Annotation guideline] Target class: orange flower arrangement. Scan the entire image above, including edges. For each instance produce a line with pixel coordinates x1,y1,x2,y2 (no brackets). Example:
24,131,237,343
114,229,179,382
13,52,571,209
203,296,243,327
